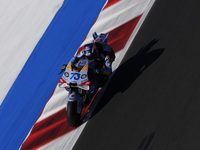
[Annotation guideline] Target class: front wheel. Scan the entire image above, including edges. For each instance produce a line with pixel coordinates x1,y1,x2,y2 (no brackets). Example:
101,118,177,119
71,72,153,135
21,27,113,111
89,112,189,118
66,101,81,127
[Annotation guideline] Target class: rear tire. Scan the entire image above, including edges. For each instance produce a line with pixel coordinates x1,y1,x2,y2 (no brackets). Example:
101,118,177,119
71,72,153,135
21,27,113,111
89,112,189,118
66,101,81,127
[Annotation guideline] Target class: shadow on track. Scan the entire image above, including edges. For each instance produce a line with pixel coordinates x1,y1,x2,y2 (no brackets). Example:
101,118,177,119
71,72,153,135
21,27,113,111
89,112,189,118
91,39,165,117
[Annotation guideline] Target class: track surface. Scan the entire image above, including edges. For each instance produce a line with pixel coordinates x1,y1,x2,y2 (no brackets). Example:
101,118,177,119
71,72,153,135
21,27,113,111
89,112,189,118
73,0,200,149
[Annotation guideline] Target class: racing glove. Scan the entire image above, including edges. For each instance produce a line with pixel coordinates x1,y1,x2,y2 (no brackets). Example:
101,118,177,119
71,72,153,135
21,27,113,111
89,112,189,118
59,64,67,74
94,68,100,74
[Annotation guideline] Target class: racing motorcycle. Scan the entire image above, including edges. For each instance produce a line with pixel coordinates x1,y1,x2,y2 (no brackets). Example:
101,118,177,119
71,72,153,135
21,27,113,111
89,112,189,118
58,57,94,127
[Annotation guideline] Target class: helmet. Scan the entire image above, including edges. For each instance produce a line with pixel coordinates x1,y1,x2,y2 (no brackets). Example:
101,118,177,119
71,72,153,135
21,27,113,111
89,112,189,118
83,43,94,57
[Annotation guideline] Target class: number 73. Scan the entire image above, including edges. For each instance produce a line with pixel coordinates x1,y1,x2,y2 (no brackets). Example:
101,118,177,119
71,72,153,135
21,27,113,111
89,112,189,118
70,73,80,80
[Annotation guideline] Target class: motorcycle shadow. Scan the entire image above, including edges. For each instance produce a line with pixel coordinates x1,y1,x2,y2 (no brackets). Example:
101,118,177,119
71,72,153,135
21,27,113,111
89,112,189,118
85,39,165,120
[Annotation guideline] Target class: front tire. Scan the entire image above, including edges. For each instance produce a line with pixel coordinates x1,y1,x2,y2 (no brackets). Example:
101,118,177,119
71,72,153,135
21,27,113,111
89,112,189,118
66,101,81,127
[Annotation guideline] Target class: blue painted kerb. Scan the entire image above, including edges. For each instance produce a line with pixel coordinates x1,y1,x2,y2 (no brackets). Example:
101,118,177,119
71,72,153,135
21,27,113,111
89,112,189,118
0,0,106,149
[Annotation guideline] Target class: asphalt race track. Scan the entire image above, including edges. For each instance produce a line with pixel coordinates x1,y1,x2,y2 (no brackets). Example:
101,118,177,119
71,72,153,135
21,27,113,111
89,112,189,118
73,0,200,150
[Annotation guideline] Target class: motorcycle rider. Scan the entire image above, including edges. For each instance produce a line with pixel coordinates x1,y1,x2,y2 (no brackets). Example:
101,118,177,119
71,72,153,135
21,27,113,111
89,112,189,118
84,33,115,74
60,32,115,102
61,32,115,74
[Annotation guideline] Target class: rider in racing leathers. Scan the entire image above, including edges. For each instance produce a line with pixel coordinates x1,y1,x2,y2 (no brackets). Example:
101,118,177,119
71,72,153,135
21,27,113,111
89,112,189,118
83,32,115,76
60,32,115,102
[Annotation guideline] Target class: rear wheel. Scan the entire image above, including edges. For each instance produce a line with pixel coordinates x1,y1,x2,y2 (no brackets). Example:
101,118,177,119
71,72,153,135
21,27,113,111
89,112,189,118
66,101,81,127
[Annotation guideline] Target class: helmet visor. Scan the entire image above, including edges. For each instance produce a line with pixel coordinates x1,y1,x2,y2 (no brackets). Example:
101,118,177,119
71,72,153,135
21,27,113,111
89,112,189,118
84,49,91,56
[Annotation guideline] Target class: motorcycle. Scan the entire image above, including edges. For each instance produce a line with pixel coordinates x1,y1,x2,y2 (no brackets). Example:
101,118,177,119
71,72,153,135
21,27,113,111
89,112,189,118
59,57,95,127
58,32,114,127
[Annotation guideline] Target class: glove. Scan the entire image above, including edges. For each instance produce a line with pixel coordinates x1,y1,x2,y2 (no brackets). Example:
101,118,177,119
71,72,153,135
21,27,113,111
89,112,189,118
59,64,67,74
94,68,101,74
61,64,67,70
95,69,100,74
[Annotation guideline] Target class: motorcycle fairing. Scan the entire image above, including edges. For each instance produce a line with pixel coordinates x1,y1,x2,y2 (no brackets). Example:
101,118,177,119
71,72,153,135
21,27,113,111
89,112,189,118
59,58,91,90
